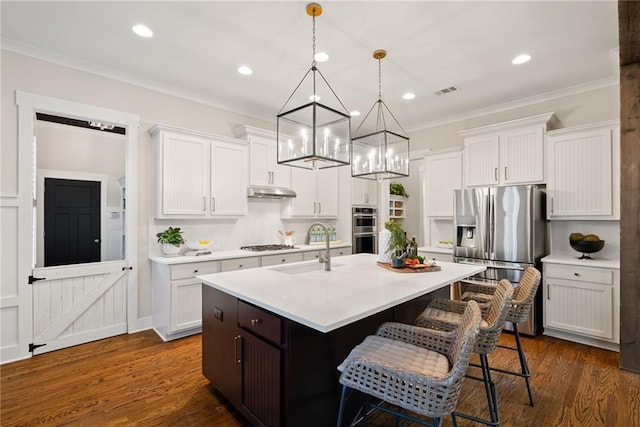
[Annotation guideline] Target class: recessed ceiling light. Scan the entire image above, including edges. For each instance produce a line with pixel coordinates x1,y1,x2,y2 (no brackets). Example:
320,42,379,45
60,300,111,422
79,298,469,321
512,54,531,65
132,24,153,38
309,95,321,101
402,93,416,100
314,52,329,62
350,111,361,117
238,65,253,75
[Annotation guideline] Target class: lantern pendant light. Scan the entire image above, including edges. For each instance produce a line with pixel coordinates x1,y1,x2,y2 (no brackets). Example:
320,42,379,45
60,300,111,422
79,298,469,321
351,49,410,180
276,3,351,170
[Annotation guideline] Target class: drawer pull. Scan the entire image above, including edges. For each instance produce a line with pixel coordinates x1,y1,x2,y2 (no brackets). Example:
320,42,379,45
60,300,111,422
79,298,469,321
250,318,262,326
194,269,198,273
574,272,580,277
239,264,244,268
281,259,286,263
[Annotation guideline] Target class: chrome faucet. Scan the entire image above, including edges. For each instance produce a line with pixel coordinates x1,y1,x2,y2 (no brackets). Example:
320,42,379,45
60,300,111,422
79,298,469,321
306,222,331,271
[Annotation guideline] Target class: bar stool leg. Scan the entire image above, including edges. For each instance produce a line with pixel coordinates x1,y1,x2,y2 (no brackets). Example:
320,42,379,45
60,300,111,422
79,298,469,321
513,324,534,406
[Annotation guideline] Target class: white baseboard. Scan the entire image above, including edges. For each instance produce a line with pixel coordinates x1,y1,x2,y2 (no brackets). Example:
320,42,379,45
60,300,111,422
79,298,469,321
128,316,152,334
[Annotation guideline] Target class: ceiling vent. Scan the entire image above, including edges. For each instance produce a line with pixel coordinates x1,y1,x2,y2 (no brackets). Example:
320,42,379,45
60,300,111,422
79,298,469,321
435,85,460,95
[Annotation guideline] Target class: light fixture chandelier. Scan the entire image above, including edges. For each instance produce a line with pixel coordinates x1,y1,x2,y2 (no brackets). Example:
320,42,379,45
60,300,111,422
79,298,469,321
276,3,351,170
351,49,409,180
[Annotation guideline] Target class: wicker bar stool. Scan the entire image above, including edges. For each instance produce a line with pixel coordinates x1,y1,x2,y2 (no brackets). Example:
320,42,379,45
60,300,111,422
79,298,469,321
336,301,482,427
415,279,514,427
461,266,542,406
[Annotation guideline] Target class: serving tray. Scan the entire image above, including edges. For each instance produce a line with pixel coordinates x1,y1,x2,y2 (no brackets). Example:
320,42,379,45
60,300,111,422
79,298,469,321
377,261,442,273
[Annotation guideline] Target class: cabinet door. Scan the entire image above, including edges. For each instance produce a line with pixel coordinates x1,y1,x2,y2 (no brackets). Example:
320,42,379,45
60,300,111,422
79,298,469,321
202,286,241,406
352,177,377,206
288,168,317,217
500,126,544,184
425,151,462,216
241,332,282,427
211,140,248,216
547,126,614,218
316,167,339,217
169,279,202,333
464,135,499,186
160,132,209,216
249,137,291,188
544,277,613,340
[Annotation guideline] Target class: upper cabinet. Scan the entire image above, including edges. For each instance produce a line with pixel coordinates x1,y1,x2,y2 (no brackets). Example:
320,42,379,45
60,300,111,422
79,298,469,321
233,125,291,189
150,125,248,219
424,148,463,217
460,112,556,187
546,121,620,220
283,167,339,218
352,178,378,206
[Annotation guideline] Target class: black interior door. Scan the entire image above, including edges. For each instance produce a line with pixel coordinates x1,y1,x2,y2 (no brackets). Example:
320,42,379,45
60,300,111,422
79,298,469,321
44,178,101,267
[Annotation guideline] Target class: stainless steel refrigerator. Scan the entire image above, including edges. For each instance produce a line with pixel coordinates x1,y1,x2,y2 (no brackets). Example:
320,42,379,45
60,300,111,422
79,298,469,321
454,185,546,335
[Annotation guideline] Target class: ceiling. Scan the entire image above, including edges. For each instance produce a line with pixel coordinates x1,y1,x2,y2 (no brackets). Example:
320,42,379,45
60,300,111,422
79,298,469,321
1,1,620,132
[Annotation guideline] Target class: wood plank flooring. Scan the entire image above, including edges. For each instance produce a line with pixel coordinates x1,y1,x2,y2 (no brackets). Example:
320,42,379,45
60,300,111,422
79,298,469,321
1,330,638,426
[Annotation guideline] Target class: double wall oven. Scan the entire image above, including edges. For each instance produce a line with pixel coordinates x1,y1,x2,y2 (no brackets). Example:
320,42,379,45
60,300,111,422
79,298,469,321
352,207,377,254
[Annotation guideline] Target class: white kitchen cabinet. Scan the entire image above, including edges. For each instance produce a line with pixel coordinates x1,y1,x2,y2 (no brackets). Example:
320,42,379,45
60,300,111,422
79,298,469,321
284,167,339,218
151,260,221,341
424,149,462,217
545,121,619,219
150,125,248,219
233,126,292,189
460,112,556,187
543,261,619,350
352,178,378,206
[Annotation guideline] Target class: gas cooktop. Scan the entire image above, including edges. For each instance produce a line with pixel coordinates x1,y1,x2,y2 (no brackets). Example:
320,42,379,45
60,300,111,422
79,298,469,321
240,244,297,252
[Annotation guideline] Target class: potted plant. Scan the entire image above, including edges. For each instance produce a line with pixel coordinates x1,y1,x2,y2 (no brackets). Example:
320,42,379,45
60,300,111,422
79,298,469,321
156,226,186,256
385,220,408,267
390,182,409,198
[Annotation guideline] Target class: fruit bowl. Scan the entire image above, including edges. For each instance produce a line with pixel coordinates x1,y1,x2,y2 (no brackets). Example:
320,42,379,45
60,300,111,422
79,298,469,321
569,239,605,259
191,239,212,250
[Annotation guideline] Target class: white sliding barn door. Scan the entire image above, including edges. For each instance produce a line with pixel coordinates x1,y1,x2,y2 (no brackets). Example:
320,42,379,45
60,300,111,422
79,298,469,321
31,261,128,355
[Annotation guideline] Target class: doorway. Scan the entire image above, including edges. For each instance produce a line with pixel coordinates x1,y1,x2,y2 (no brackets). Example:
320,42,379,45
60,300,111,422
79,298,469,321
9,91,140,361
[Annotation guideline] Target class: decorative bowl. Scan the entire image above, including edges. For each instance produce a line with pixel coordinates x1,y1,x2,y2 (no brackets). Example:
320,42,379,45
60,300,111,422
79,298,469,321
569,239,605,259
391,258,406,268
191,239,212,250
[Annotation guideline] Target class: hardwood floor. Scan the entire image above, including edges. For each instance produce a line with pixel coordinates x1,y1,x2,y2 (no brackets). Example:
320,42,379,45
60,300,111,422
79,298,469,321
1,330,638,426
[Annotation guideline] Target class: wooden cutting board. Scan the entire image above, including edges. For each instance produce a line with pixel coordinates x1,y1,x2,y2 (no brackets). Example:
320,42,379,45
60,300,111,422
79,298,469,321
377,261,442,273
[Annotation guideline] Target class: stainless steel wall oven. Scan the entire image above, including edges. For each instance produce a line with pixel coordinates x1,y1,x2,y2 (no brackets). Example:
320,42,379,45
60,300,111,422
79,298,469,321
352,207,377,254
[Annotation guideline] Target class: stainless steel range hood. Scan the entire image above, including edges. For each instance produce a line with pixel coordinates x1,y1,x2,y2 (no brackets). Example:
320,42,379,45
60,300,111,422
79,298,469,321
247,186,297,199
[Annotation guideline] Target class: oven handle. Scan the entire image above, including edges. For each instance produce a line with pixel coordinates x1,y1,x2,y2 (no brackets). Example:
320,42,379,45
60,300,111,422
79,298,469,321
353,232,378,237
353,214,378,218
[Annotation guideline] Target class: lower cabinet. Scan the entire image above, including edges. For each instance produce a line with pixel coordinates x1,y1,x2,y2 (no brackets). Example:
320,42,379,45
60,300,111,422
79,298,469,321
543,261,619,350
152,260,220,341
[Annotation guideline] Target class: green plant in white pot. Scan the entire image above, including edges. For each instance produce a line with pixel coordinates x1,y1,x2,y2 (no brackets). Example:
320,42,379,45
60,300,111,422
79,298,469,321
156,226,185,256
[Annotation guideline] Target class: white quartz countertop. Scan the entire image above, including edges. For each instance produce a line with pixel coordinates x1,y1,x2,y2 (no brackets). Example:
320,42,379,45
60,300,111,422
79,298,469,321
149,242,351,265
198,253,485,333
418,246,454,255
541,254,620,269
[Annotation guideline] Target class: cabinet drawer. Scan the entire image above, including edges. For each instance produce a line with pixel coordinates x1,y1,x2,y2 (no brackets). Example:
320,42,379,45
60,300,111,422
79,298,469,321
303,251,321,261
418,251,453,263
261,252,304,266
330,247,352,257
545,263,613,285
171,261,221,280
238,301,282,344
220,257,261,272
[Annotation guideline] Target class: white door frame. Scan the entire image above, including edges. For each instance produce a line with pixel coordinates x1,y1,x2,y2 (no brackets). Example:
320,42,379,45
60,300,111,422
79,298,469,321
9,91,140,363
36,169,109,267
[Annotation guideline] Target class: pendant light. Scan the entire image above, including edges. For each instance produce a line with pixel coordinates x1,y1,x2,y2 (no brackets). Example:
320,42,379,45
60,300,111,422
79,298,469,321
276,3,351,170
351,50,409,180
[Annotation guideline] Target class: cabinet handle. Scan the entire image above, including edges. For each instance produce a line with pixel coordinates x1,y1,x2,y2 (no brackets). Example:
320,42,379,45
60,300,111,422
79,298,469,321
239,263,244,268
234,335,242,364
318,202,322,214
551,197,554,214
313,202,317,213
270,171,274,184
574,272,580,277
281,258,286,263
250,318,262,326
203,196,206,211
194,269,198,273
365,193,369,203
494,168,498,182
547,284,550,299
504,166,508,180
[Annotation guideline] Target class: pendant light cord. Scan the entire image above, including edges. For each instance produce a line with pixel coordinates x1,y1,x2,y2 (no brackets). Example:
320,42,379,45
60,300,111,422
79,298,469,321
312,13,317,69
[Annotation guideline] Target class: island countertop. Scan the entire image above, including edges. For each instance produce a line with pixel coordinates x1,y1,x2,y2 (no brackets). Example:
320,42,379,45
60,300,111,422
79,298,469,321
198,253,485,333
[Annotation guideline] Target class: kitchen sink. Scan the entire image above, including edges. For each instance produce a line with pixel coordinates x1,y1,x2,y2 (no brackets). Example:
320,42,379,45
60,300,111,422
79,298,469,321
271,262,343,275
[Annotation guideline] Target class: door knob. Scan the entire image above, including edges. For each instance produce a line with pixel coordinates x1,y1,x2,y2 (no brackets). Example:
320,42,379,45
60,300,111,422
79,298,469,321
93,238,100,243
